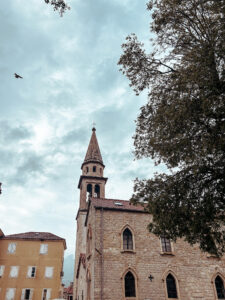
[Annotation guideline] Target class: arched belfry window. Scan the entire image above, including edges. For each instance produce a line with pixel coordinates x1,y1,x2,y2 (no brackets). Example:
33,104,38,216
94,184,100,198
166,274,178,298
125,271,136,297
87,184,92,198
123,228,133,250
215,276,225,299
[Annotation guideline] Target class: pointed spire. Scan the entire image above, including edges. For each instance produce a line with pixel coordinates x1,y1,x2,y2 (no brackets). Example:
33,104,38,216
82,127,104,167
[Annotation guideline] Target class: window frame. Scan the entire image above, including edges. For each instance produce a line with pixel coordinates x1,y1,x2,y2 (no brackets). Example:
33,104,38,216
7,242,16,254
45,266,54,279
121,268,138,300
162,270,180,300
40,244,48,255
160,237,173,255
120,225,135,253
5,288,16,300
27,266,36,278
212,273,225,300
0,265,5,277
42,288,51,300
9,266,19,278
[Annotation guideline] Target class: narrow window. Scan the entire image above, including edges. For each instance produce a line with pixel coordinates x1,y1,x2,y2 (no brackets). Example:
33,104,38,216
40,244,48,254
94,184,100,198
123,228,133,250
8,243,16,254
86,167,89,173
166,274,178,298
25,289,30,300
27,266,36,278
215,276,225,299
100,168,102,175
161,237,172,253
0,265,5,277
42,289,51,300
125,271,136,297
43,289,47,300
87,184,92,197
9,266,19,278
93,166,96,172
45,266,54,278
6,288,15,300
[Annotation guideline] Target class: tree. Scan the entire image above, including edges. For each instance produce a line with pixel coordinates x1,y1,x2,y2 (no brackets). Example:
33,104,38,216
118,0,225,256
44,0,70,16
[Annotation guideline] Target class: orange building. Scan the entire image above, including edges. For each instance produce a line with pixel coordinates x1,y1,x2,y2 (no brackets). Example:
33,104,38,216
0,230,66,300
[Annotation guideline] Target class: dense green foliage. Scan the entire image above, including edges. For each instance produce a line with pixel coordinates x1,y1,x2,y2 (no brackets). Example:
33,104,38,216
119,0,225,255
44,0,70,16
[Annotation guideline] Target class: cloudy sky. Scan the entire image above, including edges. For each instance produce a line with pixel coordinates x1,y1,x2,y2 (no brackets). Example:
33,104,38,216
0,0,166,257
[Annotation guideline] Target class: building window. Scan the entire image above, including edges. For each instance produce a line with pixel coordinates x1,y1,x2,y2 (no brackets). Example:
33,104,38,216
40,244,48,254
27,266,36,278
0,265,5,277
87,184,92,198
161,237,172,253
125,271,136,297
45,267,54,278
123,228,133,250
69,296,73,300
87,225,92,256
5,288,15,300
93,166,96,172
100,168,102,175
42,289,51,300
9,266,19,278
8,243,16,254
215,276,225,299
166,274,178,298
86,167,89,173
94,184,100,198
21,289,34,300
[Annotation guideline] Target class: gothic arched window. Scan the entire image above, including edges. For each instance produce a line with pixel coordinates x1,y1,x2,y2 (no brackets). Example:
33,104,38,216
166,274,178,298
125,271,136,297
123,228,133,250
215,276,225,299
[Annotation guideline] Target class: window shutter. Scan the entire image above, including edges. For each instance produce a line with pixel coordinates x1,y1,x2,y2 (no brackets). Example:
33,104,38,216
21,289,25,300
10,266,19,277
45,267,53,278
6,288,15,300
40,244,48,254
47,289,51,300
27,266,32,277
30,289,34,300
0,265,5,276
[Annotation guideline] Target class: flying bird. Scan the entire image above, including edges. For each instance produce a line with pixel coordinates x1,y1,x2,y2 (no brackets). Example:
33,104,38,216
14,73,23,79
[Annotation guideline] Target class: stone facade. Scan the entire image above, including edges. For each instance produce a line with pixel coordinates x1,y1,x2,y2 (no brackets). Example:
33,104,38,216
74,128,225,300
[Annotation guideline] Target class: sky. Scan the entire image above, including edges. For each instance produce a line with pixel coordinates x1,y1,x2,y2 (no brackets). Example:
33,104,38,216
0,0,166,257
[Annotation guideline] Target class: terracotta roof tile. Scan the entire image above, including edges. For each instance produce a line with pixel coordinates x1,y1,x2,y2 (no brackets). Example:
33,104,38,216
90,198,147,212
2,232,65,241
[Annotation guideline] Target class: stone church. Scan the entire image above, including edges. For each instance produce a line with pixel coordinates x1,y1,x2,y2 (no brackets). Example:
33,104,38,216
74,128,225,300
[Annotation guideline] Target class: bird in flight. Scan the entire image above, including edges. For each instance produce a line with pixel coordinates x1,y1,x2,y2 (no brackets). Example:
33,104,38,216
14,73,23,79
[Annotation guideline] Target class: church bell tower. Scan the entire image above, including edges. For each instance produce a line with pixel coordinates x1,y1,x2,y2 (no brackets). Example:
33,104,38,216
78,127,107,209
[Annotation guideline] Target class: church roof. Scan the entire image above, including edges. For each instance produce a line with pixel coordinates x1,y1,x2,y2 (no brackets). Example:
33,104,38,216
91,198,147,212
82,127,104,167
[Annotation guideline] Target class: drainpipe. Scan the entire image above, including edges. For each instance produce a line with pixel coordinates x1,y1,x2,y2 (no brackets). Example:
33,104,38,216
100,207,104,300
